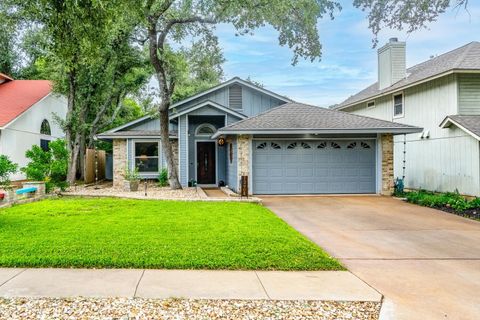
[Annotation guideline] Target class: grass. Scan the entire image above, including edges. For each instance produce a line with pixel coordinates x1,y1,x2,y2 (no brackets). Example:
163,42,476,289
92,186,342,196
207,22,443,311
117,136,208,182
0,197,343,270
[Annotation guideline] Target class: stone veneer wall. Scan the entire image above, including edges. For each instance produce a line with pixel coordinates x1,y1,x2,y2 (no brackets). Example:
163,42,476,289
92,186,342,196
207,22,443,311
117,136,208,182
381,134,394,195
113,139,127,188
237,135,252,194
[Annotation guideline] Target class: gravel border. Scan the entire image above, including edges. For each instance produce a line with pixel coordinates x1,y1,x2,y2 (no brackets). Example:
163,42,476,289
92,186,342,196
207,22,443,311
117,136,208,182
0,298,381,320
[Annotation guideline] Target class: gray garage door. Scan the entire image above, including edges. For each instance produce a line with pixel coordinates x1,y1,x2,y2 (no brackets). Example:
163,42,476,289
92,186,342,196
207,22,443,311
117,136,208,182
253,140,376,194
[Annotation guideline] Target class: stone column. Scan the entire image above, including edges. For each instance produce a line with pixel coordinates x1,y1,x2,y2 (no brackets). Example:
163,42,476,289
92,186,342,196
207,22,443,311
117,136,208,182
381,134,394,195
237,135,252,194
113,139,127,188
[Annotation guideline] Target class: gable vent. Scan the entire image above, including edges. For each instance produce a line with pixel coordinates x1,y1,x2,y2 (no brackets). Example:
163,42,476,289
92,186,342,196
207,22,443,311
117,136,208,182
229,84,242,109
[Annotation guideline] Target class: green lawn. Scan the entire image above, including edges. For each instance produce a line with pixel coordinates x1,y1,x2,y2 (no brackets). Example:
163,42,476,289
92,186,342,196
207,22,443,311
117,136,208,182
0,197,343,270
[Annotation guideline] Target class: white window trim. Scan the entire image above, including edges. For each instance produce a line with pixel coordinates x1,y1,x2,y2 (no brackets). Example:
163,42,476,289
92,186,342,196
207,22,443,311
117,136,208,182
392,92,404,119
195,123,217,136
133,140,161,174
366,100,375,109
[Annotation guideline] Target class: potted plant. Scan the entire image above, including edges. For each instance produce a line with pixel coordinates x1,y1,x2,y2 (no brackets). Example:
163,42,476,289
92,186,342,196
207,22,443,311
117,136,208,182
0,155,18,201
123,167,140,192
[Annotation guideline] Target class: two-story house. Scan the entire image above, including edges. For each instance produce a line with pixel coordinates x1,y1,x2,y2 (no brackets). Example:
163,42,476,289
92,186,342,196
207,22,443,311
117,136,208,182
336,39,480,196
98,77,420,195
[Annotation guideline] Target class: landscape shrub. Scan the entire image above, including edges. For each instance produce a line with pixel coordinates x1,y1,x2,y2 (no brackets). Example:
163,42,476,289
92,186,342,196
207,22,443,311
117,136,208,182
405,190,474,212
21,139,68,192
0,155,18,190
158,168,168,187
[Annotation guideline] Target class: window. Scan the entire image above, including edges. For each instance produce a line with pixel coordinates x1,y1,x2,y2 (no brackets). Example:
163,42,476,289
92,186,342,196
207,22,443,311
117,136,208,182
195,123,216,136
270,142,281,149
229,84,242,109
367,101,375,109
331,142,341,149
256,142,267,149
134,142,159,172
40,119,51,135
393,93,403,117
361,142,371,149
229,143,233,164
40,120,51,151
287,142,297,149
40,139,50,151
317,142,327,149
347,142,357,149
301,142,311,149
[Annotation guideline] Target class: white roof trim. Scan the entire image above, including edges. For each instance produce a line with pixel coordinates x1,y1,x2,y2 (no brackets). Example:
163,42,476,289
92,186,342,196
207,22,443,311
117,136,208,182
337,69,480,111
440,117,480,141
212,127,423,139
97,134,177,139
169,100,248,120
169,77,292,109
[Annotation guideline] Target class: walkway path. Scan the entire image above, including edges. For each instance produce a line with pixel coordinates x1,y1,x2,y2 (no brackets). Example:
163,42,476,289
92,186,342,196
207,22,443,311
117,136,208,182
0,268,381,301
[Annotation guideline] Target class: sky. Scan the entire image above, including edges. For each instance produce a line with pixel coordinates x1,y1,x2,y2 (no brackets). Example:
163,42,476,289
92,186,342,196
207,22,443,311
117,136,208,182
214,1,480,107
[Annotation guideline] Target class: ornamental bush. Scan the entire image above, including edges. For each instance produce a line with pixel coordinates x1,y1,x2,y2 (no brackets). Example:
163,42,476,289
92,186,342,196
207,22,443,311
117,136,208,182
158,168,168,187
21,139,68,193
0,155,18,190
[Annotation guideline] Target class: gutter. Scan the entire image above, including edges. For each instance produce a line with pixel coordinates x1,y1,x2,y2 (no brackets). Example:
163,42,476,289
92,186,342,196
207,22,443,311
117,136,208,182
212,127,423,139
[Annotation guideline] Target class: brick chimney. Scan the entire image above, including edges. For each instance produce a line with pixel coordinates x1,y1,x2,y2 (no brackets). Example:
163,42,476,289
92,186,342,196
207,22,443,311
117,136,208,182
378,38,406,90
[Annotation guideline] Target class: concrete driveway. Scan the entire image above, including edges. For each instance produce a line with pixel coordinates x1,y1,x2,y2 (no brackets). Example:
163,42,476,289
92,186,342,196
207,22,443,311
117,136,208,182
263,196,480,320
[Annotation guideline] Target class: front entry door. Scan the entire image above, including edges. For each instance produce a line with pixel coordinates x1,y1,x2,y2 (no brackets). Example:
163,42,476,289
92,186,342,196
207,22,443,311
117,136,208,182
197,142,216,184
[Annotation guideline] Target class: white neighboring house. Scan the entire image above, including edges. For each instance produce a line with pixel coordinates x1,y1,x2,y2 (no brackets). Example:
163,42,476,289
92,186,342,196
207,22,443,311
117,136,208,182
336,39,480,196
0,73,67,180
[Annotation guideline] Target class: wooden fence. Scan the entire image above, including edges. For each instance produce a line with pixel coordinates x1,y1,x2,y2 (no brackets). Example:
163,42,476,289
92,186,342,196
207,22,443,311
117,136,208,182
84,149,106,184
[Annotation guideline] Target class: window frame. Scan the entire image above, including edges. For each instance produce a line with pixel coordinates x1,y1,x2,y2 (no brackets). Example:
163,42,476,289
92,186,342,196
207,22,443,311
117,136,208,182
195,123,217,137
133,140,161,173
392,92,404,119
366,100,375,109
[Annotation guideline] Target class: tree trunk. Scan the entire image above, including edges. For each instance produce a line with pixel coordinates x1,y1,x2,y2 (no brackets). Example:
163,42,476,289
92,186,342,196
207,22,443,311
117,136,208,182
160,107,182,189
78,134,86,181
66,71,77,184
67,133,81,183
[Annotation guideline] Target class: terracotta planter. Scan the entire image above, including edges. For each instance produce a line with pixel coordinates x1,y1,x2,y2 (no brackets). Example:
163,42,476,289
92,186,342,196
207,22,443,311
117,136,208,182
124,180,139,192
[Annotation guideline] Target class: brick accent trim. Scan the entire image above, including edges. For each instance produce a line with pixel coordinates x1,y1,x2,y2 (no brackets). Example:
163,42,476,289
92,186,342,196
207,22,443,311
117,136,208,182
113,139,127,188
381,134,394,195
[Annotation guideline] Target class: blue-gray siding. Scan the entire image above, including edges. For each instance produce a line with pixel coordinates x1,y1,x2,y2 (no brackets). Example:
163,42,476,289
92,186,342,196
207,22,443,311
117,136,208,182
226,137,238,192
178,115,188,186
175,85,285,118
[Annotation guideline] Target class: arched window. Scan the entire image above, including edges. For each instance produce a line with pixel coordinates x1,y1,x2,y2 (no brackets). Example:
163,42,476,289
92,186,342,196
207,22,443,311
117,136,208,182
195,123,216,136
40,119,51,136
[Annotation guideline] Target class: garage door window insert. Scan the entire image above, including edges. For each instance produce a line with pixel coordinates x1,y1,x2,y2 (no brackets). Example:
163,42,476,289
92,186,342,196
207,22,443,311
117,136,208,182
135,142,159,172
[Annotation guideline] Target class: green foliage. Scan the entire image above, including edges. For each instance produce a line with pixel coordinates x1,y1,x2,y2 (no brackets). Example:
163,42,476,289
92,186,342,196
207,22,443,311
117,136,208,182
123,167,140,182
0,155,18,190
0,197,343,270
405,190,477,213
21,139,68,192
158,168,169,187
353,0,469,46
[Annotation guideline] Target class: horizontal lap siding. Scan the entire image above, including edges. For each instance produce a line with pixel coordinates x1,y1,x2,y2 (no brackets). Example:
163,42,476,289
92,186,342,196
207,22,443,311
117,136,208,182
458,74,480,115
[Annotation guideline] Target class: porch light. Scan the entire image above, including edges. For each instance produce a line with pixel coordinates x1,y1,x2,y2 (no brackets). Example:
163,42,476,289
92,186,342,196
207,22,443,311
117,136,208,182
218,138,225,146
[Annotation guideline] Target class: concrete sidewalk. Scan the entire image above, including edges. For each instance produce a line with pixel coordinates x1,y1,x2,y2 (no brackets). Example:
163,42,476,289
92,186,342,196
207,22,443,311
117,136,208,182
0,268,381,301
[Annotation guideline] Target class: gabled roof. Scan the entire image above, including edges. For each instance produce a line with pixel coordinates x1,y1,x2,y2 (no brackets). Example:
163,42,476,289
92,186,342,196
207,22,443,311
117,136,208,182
213,102,422,138
0,79,52,127
337,42,480,110
170,100,247,120
170,77,292,109
440,115,480,140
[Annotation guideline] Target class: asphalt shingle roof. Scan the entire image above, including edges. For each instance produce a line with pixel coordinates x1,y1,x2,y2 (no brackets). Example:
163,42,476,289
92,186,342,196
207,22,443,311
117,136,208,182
444,115,480,138
337,42,480,109
217,102,421,133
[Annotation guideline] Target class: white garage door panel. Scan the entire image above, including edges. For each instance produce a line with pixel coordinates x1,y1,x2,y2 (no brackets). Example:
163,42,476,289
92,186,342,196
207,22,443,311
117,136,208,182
253,140,376,194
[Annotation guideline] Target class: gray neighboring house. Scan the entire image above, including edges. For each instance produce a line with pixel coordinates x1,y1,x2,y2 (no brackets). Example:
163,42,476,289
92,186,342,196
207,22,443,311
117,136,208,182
98,77,420,195
336,39,480,196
